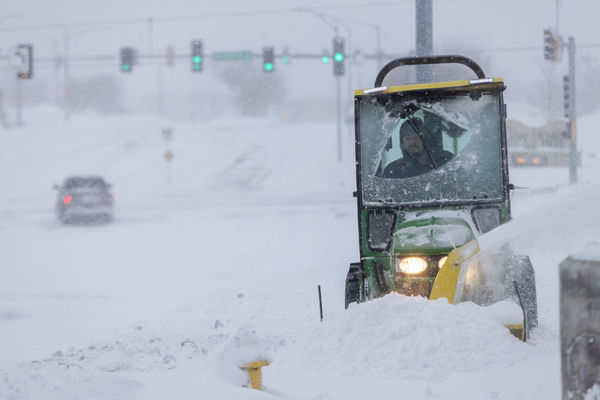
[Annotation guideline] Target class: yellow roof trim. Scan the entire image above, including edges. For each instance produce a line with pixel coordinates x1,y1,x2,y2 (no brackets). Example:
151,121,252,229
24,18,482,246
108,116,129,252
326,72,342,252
354,78,504,96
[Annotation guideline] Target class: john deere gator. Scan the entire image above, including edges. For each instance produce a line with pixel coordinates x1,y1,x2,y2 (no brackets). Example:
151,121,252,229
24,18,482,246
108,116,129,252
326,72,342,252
345,56,537,340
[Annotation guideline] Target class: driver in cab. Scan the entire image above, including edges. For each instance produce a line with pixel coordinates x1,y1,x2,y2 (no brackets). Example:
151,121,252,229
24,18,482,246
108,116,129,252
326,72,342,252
381,118,454,179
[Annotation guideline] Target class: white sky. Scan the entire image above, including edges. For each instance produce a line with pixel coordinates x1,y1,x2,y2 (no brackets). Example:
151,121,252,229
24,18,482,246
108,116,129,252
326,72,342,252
1,0,599,115
3,0,598,52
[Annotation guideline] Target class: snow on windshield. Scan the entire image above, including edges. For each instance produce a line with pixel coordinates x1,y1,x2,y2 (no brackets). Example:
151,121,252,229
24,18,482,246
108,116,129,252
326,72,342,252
359,93,504,206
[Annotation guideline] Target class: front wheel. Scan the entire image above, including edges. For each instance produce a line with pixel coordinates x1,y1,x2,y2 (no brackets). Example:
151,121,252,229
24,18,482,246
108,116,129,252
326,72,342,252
512,255,538,334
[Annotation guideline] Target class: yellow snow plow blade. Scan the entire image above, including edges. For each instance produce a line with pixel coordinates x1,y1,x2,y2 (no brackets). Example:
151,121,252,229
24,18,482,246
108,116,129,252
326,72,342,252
430,239,480,303
429,239,527,341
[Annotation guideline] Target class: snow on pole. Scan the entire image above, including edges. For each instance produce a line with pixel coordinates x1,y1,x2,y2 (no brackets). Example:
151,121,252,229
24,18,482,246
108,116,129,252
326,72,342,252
560,242,600,399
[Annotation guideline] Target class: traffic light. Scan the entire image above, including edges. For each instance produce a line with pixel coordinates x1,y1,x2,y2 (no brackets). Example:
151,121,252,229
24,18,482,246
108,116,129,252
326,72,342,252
333,37,344,76
263,46,274,72
15,44,33,79
191,40,203,72
543,29,560,61
563,75,569,119
120,47,135,72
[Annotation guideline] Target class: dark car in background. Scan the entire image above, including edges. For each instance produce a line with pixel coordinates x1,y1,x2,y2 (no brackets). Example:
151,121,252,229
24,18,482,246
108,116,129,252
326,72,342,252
54,176,114,224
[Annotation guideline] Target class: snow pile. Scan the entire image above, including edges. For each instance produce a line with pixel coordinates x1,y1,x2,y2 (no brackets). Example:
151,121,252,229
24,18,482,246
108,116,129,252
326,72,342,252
1,104,600,399
279,294,528,380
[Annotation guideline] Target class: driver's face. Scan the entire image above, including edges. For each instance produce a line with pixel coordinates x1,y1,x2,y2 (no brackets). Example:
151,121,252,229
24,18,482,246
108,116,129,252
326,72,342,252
401,130,424,155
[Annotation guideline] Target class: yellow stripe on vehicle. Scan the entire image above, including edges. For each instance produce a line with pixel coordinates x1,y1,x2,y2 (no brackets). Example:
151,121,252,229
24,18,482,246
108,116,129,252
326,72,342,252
505,324,525,341
355,78,504,96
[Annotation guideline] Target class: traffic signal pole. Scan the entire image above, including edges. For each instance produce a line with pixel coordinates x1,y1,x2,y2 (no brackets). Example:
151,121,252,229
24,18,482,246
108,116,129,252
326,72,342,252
336,72,342,162
567,36,577,184
15,73,22,127
63,30,70,122
333,33,344,162
415,0,433,83
543,27,577,184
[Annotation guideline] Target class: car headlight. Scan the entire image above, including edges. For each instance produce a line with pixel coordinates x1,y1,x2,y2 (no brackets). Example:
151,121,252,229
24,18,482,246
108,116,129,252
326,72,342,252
438,256,448,269
396,257,428,274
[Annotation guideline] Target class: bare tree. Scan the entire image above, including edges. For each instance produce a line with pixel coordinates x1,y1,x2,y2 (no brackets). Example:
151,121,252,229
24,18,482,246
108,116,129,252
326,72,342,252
215,63,286,116
66,74,124,114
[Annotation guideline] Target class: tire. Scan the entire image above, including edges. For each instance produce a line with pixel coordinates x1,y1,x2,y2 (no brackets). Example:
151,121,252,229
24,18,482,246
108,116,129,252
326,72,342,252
512,255,538,334
345,262,361,309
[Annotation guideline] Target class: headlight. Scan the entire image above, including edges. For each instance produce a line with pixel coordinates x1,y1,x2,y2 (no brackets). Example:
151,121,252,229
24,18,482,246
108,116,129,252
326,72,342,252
396,257,428,274
438,256,448,269
465,265,479,283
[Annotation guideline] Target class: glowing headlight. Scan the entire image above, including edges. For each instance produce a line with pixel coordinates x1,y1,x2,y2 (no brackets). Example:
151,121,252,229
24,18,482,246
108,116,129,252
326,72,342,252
396,257,428,274
438,256,448,269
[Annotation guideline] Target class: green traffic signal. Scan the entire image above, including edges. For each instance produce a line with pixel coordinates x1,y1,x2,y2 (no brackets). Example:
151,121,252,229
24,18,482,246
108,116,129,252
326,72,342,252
322,56,330,63
120,47,135,73
191,40,204,72
192,55,202,71
334,52,344,62
264,62,274,71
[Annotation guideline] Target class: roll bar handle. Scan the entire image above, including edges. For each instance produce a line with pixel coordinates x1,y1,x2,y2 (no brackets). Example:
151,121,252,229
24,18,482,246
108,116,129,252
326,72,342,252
374,55,486,87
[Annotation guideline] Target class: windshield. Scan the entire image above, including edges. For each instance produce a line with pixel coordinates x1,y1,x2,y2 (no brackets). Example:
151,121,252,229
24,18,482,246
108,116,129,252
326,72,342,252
64,177,108,191
358,91,504,206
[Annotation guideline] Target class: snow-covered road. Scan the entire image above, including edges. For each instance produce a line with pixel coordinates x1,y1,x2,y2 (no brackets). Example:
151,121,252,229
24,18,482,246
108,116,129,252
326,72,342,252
1,106,599,399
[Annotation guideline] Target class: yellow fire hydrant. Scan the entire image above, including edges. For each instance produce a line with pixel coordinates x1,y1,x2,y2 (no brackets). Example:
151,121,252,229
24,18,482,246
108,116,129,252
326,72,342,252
240,360,270,390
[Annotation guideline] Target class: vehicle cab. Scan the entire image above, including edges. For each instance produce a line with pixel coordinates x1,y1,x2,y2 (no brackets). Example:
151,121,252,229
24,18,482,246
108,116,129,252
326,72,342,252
347,56,512,305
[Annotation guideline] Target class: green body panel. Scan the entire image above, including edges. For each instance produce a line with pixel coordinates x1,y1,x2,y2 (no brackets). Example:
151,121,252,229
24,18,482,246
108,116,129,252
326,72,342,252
359,208,479,298
358,203,512,299
392,217,475,254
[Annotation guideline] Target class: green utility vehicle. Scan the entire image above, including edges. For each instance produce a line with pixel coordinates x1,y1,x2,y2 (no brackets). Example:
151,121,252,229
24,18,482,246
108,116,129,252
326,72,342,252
346,56,537,340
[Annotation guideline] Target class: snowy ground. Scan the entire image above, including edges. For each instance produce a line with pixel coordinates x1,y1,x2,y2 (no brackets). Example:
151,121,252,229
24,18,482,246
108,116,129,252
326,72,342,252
0,105,599,399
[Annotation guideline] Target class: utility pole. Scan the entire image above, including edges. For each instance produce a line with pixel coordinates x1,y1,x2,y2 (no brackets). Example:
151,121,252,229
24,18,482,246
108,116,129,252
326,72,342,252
294,7,344,161
62,28,109,122
335,27,343,162
376,25,383,71
15,73,23,127
567,36,577,184
543,26,576,184
63,30,70,122
415,0,433,83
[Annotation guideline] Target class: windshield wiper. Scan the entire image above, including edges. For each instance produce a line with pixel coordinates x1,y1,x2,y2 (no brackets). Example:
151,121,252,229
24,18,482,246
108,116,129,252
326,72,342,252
401,105,438,169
